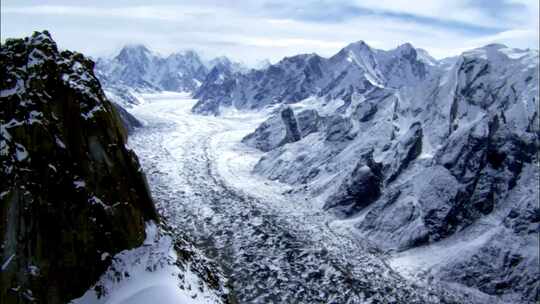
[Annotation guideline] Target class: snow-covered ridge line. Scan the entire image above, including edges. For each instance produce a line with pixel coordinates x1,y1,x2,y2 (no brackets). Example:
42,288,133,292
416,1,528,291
196,39,539,302
71,222,230,304
93,45,248,109
191,40,538,116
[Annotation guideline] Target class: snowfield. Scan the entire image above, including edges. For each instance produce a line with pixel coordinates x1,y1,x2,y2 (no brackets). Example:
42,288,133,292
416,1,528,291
114,92,489,304
72,222,226,304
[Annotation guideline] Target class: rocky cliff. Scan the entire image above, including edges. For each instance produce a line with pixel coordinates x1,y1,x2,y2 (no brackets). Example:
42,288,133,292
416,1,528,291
240,42,539,302
0,31,159,303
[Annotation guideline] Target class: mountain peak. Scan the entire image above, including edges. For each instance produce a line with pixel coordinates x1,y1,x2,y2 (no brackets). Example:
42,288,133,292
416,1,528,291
116,44,153,62
395,42,415,53
482,43,508,50
343,40,372,52
415,48,438,66
120,43,151,53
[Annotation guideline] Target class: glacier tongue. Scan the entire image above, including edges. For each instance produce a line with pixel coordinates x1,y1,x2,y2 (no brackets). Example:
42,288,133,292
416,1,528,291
124,93,487,304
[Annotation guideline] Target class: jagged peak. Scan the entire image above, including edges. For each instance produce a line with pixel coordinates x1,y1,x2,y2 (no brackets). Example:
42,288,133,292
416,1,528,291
383,43,419,62
119,43,151,54
277,53,322,66
339,40,374,57
345,40,371,50
395,42,415,52
116,44,154,63
481,43,509,50
461,43,519,62
27,30,55,45
330,40,376,65
208,56,233,68
5,30,60,55
415,48,439,66
167,50,204,65
181,49,199,57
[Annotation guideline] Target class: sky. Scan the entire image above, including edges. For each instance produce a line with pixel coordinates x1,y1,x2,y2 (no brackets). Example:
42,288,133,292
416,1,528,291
1,0,538,66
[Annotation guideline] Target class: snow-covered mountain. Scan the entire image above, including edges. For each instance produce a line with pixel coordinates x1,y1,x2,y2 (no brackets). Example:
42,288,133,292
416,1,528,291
96,45,208,93
201,41,539,302
2,29,538,303
192,41,435,115
0,31,235,304
95,46,249,110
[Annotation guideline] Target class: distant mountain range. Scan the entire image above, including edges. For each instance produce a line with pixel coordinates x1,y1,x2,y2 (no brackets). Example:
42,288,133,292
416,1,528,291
94,45,247,108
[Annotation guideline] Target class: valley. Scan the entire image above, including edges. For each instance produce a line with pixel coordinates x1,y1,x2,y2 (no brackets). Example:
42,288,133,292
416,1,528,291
126,92,492,304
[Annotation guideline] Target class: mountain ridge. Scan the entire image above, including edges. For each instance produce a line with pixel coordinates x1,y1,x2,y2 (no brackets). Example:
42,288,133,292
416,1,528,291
232,39,539,302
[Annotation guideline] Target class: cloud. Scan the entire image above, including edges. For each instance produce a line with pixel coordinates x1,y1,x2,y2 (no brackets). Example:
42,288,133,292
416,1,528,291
260,0,505,34
1,1,538,65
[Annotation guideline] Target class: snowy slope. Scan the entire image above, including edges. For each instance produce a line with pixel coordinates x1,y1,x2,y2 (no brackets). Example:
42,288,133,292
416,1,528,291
95,45,208,93
94,46,247,109
192,41,431,115
230,43,539,302
71,222,232,304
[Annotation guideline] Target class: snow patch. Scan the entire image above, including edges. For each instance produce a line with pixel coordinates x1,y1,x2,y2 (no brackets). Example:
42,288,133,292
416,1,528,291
15,143,29,161
73,180,86,189
70,222,225,304
1,254,15,271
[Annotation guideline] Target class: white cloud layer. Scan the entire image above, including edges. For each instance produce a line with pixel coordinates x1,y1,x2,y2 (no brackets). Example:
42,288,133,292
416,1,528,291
1,1,538,65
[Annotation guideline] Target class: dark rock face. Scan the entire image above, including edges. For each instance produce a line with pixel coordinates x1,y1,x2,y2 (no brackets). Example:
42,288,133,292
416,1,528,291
296,109,321,136
385,122,423,183
241,114,285,152
112,102,142,134
280,107,301,144
0,32,158,303
242,107,322,152
192,64,237,115
324,152,383,216
440,230,539,302
436,116,538,228
193,53,329,114
325,115,353,141
353,101,378,122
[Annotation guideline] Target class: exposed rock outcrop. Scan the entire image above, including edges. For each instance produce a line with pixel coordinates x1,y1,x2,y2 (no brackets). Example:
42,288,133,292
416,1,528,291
279,107,302,144
243,41,539,302
324,151,383,216
0,31,158,303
